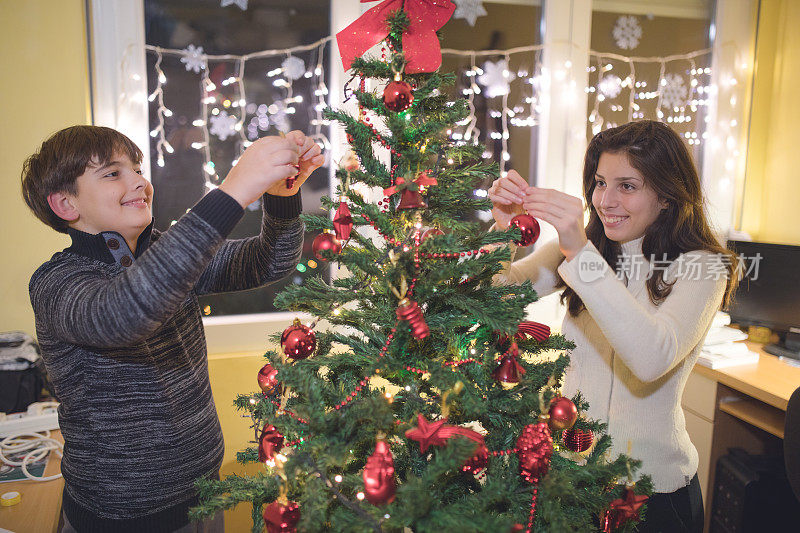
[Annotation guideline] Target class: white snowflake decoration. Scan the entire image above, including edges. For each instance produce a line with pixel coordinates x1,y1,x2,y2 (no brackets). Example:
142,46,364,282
453,0,487,27
477,59,515,98
612,16,642,50
659,73,688,110
180,44,206,73
598,75,623,99
282,56,306,81
220,0,247,10
209,111,238,141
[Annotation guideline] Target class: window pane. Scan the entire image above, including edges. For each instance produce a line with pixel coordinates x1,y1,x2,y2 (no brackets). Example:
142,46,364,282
588,3,714,161
144,0,332,316
439,1,543,226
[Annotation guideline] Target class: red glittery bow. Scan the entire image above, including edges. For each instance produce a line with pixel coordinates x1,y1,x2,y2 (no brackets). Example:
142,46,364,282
383,171,438,197
336,0,455,73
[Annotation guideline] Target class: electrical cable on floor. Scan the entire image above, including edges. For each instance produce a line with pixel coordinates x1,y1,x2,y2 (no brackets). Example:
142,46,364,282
0,430,63,481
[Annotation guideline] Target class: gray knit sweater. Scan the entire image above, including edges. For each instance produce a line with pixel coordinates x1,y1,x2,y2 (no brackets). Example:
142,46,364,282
29,189,303,532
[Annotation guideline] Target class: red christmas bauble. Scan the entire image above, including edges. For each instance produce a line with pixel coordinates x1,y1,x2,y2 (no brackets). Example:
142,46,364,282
281,319,316,360
312,233,342,261
263,500,300,533
462,442,489,475
363,440,397,505
509,214,541,246
257,363,280,395
383,80,414,112
258,424,284,462
548,397,578,431
516,422,553,483
562,428,594,452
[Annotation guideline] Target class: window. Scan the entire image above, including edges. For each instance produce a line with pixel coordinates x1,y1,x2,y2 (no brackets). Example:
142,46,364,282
439,1,543,226
587,1,714,163
143,0,332,316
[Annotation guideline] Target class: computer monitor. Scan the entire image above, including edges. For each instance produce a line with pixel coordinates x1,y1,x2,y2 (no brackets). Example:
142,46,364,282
727,240,800,361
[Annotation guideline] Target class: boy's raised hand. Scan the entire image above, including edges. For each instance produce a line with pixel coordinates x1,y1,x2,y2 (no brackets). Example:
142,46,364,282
266,130,325,197
219,131,323,207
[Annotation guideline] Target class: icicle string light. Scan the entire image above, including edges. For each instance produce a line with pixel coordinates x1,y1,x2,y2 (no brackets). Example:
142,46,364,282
146,39,714,191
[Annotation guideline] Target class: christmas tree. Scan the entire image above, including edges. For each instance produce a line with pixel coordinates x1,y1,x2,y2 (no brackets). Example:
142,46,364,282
194,5,651,532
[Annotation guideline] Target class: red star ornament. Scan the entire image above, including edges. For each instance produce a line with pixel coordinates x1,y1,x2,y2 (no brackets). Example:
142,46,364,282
405,414,449,453
603,487,648,531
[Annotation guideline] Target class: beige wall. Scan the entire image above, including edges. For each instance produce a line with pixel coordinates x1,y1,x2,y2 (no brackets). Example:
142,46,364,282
741,0,800,245
0,0,91,334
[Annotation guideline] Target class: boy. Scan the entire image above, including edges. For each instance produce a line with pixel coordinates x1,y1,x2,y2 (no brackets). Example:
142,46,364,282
22,125,324,532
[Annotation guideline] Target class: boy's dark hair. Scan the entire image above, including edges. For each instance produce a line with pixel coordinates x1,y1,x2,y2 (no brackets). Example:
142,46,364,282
21,125,144,233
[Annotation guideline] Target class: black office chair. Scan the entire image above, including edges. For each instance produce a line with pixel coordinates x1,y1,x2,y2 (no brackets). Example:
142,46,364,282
786,386,800,502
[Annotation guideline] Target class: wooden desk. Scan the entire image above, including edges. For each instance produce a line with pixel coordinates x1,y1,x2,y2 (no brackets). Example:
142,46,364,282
683,341,800,531
0,430,63,533
693,341,800,411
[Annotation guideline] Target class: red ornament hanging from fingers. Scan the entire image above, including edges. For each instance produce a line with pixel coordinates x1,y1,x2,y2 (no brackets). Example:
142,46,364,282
509,214,540,246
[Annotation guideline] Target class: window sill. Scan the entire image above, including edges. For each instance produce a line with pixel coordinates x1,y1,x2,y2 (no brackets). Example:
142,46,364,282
203,311,313,355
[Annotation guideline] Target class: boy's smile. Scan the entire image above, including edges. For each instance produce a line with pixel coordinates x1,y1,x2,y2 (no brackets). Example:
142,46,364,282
67,152,154,253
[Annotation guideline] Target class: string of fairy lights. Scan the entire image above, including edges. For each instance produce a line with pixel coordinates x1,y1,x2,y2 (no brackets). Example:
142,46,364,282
144,40,716,187
145,36,334,187
584,49,713,142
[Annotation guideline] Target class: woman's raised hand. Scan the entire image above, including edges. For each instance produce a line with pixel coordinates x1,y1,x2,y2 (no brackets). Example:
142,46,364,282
522,186,588,261
488,170,529,229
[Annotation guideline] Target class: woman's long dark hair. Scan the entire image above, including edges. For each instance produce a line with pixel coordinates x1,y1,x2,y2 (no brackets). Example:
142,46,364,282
559,120,739,316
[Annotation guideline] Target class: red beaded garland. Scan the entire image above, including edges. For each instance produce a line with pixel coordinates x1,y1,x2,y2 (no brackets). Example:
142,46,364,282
462,442,489,475
332,326,397,410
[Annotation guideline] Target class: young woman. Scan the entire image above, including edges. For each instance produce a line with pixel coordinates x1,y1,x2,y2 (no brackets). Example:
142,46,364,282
490,120,737,532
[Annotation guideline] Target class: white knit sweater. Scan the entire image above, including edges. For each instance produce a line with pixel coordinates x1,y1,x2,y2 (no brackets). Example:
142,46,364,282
495,236,726,492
